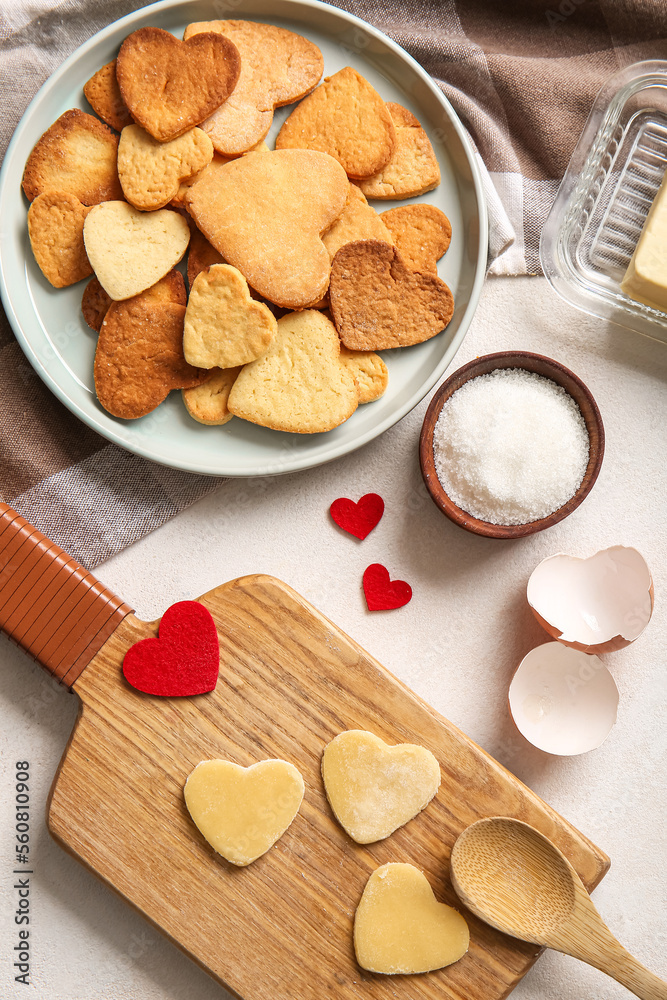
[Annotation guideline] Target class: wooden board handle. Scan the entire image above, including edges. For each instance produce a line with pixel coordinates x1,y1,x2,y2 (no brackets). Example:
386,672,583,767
0,504,132,688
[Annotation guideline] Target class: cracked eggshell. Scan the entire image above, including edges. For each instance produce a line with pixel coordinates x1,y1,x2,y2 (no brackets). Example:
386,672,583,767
509,642,619,756
527,546,653,654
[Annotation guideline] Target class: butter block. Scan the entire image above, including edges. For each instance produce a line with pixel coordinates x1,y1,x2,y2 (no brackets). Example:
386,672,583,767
621,170,667,312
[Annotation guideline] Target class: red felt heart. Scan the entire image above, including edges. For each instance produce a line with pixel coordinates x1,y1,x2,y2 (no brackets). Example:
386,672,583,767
330,493,384,540
363,564,412,611
122,600,219,696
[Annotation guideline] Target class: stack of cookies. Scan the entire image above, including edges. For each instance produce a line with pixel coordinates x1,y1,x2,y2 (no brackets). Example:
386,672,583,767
22,20,455,435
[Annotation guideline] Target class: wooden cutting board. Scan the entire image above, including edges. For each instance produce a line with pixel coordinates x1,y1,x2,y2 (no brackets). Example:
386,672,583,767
0,505,609,1000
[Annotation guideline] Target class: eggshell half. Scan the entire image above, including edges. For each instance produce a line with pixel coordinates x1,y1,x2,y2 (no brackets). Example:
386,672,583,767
527,546,653,653
509,642,619,756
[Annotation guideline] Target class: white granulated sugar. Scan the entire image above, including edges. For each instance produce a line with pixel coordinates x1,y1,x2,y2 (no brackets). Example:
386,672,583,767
433,368,590,525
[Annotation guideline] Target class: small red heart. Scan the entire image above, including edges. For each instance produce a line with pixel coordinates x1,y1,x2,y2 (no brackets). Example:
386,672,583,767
330,493,384,540
363,564,412,611
122,600,219,696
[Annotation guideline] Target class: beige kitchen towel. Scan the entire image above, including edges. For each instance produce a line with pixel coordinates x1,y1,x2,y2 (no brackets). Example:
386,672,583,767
1,0,664,565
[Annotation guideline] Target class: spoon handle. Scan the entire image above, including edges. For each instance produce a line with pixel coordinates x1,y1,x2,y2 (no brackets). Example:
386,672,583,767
596,948,667,1000
563,929,667,1000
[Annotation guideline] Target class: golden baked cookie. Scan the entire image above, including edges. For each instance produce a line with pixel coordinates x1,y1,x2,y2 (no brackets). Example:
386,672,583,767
94,300,209,418
380,204,452,274
183,263,277,369
81,277,113,332
118,124,213,211
187,225,226,288
27,192,92,288
183,20,323,155
83,60,133,132
185,225,286,320
329,240,454,350
83,201,190,300
21,109,123,204
275,66,396,180
339,346,388,403
185,148,349,309
227,309,358,433
182,366,242,425
81,269,186,332
171,143,269,209
115,26,241,143
322,183,394,261
356,103,440,199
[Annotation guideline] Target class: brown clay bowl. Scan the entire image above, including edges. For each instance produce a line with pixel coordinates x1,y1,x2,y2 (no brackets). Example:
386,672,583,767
419,351,605,539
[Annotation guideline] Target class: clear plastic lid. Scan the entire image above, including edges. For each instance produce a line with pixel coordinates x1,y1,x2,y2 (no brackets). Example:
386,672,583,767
540,60,667,343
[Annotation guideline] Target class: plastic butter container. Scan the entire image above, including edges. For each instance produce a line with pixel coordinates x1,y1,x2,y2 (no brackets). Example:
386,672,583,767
540,60,667,344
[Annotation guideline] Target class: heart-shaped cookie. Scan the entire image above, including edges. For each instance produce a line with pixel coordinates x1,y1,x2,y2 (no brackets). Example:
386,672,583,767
27,192,92,288
82,269,186,332
354,863,469,974
118,124,214,211
183,20,323,155
182,366,242,425
116,26,241,142
356,103,441,199
22,108,122,205
227,310,358,433
183,263,277,368
84,201,190,301
122,600,219,696
83,60,133,132
339,347,388,404
527,546,653,653
330,240,454,350
322,183,394,261
362,564,412,612
94,299,209,418
276,66,396,179
187,224,226,288
330,493,384,540
185,148,349,308
381,204,452,274
321,730,439,843
184,759,305,866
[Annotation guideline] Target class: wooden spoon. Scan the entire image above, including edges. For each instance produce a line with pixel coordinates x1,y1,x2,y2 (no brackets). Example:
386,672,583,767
450,817,667,1000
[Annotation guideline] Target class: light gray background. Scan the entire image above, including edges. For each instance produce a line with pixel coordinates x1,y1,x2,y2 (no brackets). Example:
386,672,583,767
1,275,666,999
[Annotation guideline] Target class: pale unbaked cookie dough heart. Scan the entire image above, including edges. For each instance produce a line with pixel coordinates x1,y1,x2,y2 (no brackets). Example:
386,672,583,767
354,863,469,974
118,124,214,211
321,730,440,843
184,759,305,866
83,201,190,300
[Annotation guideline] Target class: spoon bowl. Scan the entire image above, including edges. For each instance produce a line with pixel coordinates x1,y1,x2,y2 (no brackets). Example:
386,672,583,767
450,818,667,1000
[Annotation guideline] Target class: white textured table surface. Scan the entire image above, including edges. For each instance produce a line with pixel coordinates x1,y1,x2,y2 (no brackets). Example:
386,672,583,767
1,276,666,1000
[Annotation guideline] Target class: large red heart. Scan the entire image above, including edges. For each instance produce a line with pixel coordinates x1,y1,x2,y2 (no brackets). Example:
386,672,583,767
123,600,219,696
363,564,412,611
330,493,384,540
